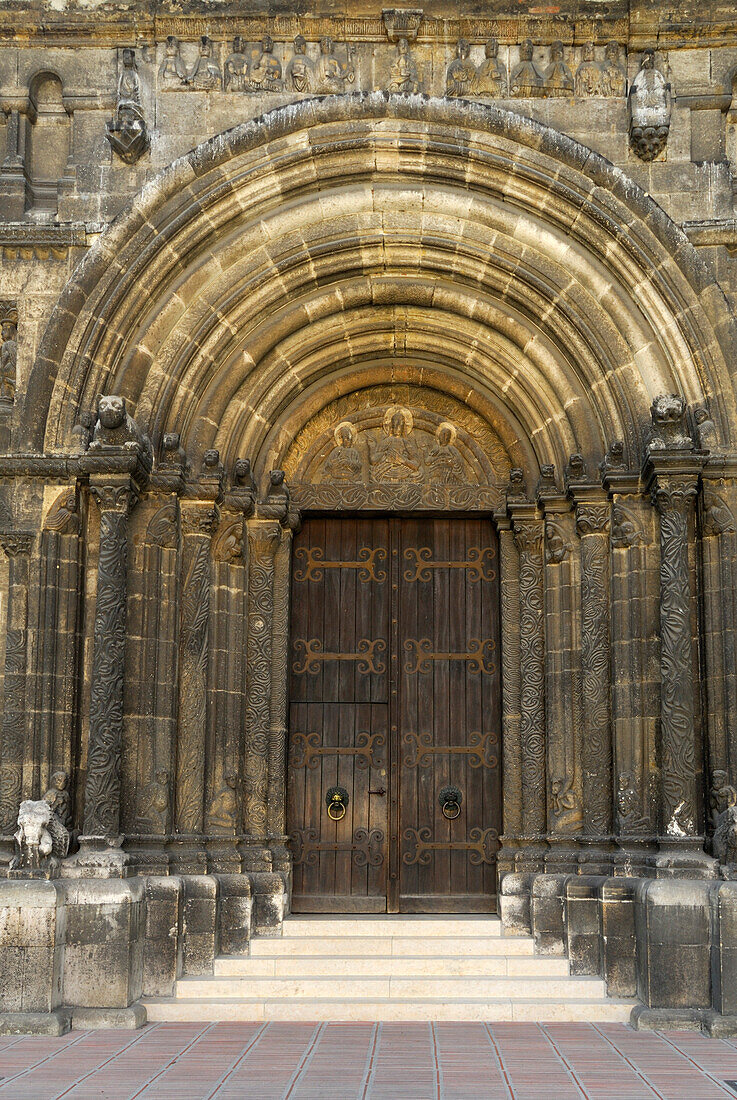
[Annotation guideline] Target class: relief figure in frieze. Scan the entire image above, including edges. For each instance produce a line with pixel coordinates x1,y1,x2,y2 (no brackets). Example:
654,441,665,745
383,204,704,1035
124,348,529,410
315,36,354,94
159,35,188,90
425,422,465,484
388,37,422,94
543,40,574,96
574,41,607,98
248,35,283,92
368,406,423,483
472,38,507,97
224,37,249,92
511,39,544,97
190,35,221,91
446,39,476,98
286,36,314,93
602,40,626,97
323,421,363,481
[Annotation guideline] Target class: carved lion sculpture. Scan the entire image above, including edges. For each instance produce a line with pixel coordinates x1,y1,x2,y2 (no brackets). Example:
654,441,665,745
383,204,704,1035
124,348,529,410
89,395,152,463
713,805,737,866
646,394,692,451
10,799,70,871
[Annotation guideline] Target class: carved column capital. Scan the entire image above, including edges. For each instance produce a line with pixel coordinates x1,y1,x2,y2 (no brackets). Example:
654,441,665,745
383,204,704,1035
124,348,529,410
512,518,543,555
89,477,138,516
0,531,34,557
575,502,610,536
180,501,218,537
247,519,282,559
652,475,699,515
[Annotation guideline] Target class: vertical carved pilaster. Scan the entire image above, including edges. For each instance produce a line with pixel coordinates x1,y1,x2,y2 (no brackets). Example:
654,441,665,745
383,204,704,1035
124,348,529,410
0,532,34,835
268,526,292,869
652,474,700,836
174,501,217,837
245,520,280,840
498,522,522,839
576,502,612,835
512,517,546,836
82,480,137,839
700,478,737,805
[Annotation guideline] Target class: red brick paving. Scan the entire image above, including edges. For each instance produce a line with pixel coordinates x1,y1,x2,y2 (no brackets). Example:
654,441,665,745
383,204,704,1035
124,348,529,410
2,1023,737,1099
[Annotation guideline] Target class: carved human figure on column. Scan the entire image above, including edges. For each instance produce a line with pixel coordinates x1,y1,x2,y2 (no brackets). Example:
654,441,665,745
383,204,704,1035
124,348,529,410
629,48,672,161
0,315,17,404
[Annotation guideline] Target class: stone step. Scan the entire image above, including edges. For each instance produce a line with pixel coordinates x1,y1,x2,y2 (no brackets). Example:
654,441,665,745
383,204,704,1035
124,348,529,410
214,954,569,978
145,997,634,1023
282,917,504,937
173,975,609,1000
249,935,535,957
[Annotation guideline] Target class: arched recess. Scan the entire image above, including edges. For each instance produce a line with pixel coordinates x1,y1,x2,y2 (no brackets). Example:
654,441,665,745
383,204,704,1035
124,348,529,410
25,92,737,481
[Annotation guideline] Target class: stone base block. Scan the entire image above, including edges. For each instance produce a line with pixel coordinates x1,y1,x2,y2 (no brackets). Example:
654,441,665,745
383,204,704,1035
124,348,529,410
499,873,534,936
72,1003,147,1030
631,1004,704,1031
0,1008,72,1035
704,1011,737,1038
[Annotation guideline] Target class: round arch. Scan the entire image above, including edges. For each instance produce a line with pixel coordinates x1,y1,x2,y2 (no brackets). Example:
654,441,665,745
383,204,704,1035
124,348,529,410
26,92,737,481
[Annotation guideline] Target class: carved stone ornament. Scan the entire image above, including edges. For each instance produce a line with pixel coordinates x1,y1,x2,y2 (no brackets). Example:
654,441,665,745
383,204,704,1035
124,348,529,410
247,36,283,93
574,42,607,98
10,799,69,871
382,9,424,41
190,36,221,90
207,773,237,833
224,37,249,91
713,806,737,865
315,36,355,94
601,40,626,97
702,488,736,536
135,769,169,833
159,35,188,90
610,503,643,549
387,37,422,94
511,39,544,98
106,48,149,165
285,390,506,512
44,488,79,535
565,453,587,484
629,49,672,161
576,502,609,536
88,394,153,468
43,769,72,828
710,769,737,830
472,38,507,97
693,406,719,453
286,37,314,93
617,772,650,834
0,304,17,406
600,440,626,475
543,41,574,97
446,39,477,98
545,518,572,563
551,776,582,831
645,394,692,452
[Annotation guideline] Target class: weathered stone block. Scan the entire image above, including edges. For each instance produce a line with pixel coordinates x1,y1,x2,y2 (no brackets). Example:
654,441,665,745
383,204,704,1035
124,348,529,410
181,874,219,974
601,877,637,998
635,879,714,1009
565,876,605,975
251,872,285,936
0,880,65,1018
142,875,183,998
499,873,534,936
61,879,145,1010
217,873,252,955
531,874,570,956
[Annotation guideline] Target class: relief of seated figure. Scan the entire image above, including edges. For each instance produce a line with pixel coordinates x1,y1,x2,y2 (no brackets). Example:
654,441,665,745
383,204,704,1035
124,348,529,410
324,421,363,480
248,35,283,92
368,407,423,483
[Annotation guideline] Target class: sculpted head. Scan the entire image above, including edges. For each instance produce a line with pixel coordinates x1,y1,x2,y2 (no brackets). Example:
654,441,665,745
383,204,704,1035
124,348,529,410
320,36,334,56
641,47,655,70
550,40,564,61
262,34,273,53
457,38,470,59
97,395,126,430
294,35,306,54
605,41,620,63
520,39,534,62
582,41,595,62
485,37,498,59
1,321,16,342
397,37,409,56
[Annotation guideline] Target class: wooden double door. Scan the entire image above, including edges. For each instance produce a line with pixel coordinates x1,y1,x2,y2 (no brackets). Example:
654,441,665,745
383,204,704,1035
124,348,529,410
287,516,501,913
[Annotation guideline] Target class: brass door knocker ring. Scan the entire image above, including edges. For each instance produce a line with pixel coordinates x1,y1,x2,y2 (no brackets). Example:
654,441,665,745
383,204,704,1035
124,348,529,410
326,786,349,821
439,785,462,820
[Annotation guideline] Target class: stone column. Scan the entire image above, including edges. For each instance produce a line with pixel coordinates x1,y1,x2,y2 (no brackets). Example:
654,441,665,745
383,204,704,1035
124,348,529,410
81,478,137,849
699,472,737,810
651,470,701,840
243,518,281,870
0,105,27,220
511,512,547,851
268,520,295,876
172,500,218,869
575,500,613,839
0,531,34,845
496,518,521,875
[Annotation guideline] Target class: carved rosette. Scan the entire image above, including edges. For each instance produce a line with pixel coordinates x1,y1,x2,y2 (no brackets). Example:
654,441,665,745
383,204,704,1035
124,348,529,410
83,481,137,837
0,531,33,833
245,520,281,837
174,502,218,835
575,502,612,835
653,476,699,835
512,518,546,835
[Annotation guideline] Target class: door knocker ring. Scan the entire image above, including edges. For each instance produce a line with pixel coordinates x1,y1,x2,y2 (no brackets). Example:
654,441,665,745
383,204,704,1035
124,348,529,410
326,786,349,821
439,785,462,821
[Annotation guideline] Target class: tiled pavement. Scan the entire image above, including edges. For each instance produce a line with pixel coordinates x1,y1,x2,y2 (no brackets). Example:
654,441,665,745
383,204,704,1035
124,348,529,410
2,1023,737,1099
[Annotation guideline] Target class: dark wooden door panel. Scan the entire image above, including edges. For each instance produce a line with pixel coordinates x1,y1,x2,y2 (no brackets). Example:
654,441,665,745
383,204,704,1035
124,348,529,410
287,515,501,914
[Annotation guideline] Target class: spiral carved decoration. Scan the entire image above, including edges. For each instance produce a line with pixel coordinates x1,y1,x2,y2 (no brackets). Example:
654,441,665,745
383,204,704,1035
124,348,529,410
83,484,136,837
513,519,546,835
654,478,698,835
576,504,612,835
